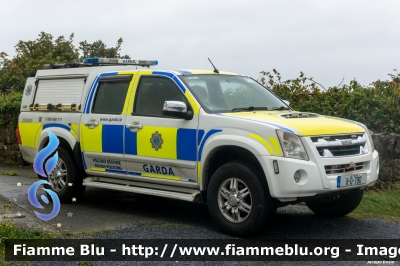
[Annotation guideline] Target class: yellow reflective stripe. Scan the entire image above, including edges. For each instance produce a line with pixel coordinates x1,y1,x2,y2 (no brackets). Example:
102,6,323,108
81,124,103,152
79,124,84,151
268,137,282,155
141,173,180,181
127,70,153,114
89,168,105,172
118,71,137,75
19,122,42,148
184,91,200,115
118,71,137,115
70,123,78,140
248,133,275,155
197,162,201,183
137,126,177,159
122,79,134,115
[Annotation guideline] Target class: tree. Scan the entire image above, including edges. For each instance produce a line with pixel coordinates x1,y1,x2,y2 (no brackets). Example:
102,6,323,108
0,32,79,94
0,32,129,94
79,38,130,59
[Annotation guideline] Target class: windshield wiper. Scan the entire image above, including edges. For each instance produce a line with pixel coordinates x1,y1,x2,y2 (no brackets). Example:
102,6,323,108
271,106,290,110
231,106,269,112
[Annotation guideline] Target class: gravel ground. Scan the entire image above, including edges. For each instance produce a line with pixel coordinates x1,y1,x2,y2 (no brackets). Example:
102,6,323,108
12,206,400,266
2,164,399,266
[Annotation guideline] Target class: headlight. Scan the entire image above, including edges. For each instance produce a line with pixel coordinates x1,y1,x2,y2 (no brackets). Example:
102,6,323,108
276,130,309,160
365,128,375,152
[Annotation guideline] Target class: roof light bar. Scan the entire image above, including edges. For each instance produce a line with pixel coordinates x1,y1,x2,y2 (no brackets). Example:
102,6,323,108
83,58,158,66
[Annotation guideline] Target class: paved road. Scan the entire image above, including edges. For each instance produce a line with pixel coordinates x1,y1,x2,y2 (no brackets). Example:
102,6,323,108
1,164,399,265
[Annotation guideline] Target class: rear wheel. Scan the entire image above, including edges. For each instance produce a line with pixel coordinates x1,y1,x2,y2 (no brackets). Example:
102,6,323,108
207,161,276,237
45,146,85,203
306,189,364,217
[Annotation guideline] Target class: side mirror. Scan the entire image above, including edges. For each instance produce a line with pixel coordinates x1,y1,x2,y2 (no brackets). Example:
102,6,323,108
283,100,290,106
163,101,193,120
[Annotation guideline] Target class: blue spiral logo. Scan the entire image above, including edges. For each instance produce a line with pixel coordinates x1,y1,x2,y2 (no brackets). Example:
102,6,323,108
28,131,61,221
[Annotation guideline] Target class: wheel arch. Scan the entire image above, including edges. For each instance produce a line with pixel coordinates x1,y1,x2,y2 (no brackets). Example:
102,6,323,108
38,127,85,172
200,136,272,199
38,127,76,150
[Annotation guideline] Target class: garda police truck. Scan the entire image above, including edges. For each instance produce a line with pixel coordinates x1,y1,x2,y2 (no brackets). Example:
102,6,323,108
17,58,379,237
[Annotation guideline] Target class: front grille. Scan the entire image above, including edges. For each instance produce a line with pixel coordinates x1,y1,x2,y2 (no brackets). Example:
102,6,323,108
325,162,365,175
312,134,367,157
317,145,362,156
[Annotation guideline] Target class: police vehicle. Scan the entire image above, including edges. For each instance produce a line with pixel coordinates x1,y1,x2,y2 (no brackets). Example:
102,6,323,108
17,58,379,237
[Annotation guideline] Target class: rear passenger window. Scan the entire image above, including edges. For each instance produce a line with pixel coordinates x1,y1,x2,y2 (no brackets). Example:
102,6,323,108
92,75,132,114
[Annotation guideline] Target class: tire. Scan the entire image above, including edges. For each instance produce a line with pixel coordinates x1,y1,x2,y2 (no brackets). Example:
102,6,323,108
44,146,86,203
207,161,276,237
306,189,364,217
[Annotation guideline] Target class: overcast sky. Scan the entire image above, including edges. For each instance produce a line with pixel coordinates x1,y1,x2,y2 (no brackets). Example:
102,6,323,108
1,0,399,87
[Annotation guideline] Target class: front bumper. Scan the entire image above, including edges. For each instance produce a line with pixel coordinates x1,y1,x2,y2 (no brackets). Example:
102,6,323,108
259,150,379,202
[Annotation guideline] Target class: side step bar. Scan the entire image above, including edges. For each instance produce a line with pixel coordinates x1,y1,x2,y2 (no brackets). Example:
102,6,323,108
83,177,201,202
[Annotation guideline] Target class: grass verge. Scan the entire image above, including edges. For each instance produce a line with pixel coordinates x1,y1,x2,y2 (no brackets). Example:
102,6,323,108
0,201,98,265
0,171,18,176
350,182,400,222
0,202,52,265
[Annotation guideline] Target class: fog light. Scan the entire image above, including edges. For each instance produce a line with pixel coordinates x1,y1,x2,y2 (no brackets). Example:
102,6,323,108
294,171,301,183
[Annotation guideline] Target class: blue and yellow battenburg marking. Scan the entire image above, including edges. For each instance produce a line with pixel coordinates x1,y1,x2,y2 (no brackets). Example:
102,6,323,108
69,70,225,182
20,69,226,183
18,122,79,148
84,127,223,182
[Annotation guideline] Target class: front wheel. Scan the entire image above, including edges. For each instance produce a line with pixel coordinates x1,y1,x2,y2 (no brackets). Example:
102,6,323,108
45,146,85,203
306,189,364,217
207,161,276,237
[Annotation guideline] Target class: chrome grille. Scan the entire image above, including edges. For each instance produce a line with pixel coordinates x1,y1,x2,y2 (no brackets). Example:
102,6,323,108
325,162,365,175
317,145,362,156
312,134,367,157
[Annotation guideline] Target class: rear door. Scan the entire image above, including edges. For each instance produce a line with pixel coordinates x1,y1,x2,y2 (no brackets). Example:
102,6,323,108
80,73,135,175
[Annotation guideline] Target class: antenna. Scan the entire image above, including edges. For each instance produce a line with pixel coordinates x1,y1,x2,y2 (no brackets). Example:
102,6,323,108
208,58,219,74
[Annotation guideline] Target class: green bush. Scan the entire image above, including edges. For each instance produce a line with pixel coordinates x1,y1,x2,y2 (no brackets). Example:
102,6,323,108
0,91,22,128
259,70,400,134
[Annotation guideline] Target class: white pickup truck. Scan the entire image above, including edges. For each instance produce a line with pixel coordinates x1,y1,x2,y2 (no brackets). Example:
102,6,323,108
17,58,379,236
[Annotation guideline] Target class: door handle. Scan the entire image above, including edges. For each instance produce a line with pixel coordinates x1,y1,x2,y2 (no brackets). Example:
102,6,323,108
84,119,99,129
126,122,143,132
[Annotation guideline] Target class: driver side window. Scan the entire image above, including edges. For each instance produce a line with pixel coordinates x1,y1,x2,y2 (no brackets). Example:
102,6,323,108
133,76,188,117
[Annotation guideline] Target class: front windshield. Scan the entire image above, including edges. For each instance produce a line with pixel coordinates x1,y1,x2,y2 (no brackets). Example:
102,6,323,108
180,74,288,113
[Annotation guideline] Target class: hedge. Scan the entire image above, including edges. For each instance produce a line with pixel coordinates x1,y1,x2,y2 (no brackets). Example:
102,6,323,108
0,91,22,128
260,70,400,134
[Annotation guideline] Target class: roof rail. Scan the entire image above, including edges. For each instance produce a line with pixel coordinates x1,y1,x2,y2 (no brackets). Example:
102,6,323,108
43,62,83,69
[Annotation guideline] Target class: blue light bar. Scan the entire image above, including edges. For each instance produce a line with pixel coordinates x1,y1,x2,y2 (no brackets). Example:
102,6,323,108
83,58,158,66
83,58,99,64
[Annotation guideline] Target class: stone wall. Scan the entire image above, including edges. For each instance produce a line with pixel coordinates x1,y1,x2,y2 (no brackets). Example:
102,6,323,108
372,133,400,186
0,123,19,164
0,124,399,184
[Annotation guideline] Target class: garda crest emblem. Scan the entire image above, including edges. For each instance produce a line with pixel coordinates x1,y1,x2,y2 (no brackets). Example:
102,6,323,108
150,131,163,151
25,84,32,96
